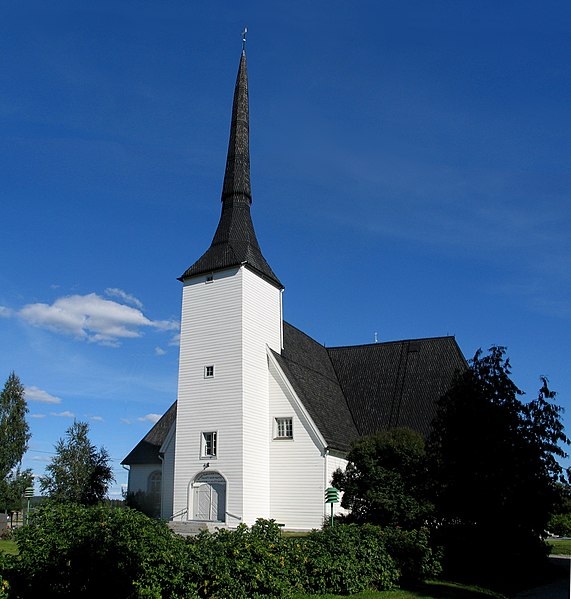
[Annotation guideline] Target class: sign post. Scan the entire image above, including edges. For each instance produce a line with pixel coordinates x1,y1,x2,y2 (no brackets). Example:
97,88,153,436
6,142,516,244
24,487,34,525
324,487,339,527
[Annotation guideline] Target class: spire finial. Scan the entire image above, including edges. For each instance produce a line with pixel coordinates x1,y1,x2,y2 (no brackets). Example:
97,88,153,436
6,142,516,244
241,27,247,52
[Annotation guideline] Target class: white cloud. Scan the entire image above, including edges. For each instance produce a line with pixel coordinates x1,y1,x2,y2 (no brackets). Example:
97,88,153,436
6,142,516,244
18,293,178,346
0,306,13,318
154,346,166,356
105,288,143,309
138,413,161,424
169,333,181,346
90,415,104,422
30,413,47,419
25,386,62,404
31,454,51,462
50,410,75,418
121,418,132,425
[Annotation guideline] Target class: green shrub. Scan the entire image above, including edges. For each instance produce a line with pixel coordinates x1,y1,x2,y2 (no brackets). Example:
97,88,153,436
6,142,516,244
548,512,571,537
381,527,442,583
9,502,198,598
301,524,399,595
187,519,304,598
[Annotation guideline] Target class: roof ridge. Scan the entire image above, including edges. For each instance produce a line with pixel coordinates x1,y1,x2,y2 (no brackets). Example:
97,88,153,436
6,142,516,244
327,335,457,351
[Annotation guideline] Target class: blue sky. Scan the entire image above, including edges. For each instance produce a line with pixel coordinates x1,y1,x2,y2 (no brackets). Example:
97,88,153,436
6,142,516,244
1,2,570,498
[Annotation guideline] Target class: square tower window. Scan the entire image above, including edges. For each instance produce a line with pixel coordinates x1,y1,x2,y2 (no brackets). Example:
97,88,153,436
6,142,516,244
201,431,217,458
274,417,293,439
204,365,215,378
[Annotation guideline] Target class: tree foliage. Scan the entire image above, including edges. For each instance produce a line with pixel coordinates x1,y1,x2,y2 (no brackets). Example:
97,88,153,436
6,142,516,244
39,421,114,505
0,468,33,513
332,427,433,529
427,346,570,580
0,373,30,481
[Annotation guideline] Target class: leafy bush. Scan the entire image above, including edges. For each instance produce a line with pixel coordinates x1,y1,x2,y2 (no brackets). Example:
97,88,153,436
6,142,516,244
548,512,571,537
3,506,439,598
187,519,303,598
9,502,198,598
301,524,399,594
381,527,442,583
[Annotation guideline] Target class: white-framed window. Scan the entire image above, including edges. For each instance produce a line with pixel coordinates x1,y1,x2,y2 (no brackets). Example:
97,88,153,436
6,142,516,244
204,365,215,378
274,417,293,439
201,431,217,458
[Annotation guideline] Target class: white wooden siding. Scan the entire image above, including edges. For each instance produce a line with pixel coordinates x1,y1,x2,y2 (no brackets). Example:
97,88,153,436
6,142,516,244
160,422,176,519
172,266,282,525
324,452,349,519
127,464,160,494
268,359,327,530
241,267,282,523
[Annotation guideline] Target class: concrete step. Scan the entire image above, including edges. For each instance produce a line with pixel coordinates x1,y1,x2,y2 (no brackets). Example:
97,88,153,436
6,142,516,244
167,520,228,537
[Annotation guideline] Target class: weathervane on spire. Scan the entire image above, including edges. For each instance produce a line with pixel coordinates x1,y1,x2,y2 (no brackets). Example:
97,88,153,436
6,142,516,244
242,27,248,51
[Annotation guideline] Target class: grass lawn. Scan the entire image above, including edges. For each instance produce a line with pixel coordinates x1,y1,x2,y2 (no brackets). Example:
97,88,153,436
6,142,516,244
293,581,505,599
547,538,571,556
0,540,18,556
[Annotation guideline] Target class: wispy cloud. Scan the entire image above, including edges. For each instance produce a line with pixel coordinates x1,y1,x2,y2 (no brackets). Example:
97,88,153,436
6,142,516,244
169,333,181,346
138,413,161,424
90,415,104,422
154,346,166,356
30,413,47,419
25,386,62,404
105,288,143,309
17,293,178,346
120,418,132,425
50,410,75,418
0,306,13,318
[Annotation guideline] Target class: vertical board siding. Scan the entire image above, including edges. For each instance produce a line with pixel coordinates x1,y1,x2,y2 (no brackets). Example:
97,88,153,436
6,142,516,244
324,453,349,519
268,360,326,529
161,424,176,519
128,465,161,494
173,268,244,521
241,268,282,523
173,267,282,525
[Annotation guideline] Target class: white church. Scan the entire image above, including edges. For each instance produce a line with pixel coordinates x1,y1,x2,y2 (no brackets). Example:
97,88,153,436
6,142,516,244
122,49,466,531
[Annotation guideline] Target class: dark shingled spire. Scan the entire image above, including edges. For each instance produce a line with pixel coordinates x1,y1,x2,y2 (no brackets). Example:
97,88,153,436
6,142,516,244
179,51,283,288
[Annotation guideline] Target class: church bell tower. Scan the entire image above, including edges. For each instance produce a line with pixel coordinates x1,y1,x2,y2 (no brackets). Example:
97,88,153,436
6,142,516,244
172,48,284,526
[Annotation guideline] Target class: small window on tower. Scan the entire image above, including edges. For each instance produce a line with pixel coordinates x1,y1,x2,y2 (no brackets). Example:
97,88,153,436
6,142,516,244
205,275,214,284
204,365,215,378
274,417,293,439
201,431,217,458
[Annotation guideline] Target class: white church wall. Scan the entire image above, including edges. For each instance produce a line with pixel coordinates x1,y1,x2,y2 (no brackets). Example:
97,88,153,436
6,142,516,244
324,452,349,519
173,268,245,522
160,423,176,520
268,359,327,530
241,267,282,524
127,464,160,494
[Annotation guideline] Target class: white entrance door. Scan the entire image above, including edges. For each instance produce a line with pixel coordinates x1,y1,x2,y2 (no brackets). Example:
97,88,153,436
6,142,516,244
192,473,226,522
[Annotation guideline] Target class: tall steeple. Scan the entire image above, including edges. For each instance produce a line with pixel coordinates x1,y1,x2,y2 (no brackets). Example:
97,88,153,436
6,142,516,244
180,50,283,289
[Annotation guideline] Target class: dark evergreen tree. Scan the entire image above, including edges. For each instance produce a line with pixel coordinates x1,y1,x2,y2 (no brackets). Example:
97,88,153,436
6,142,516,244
428,346,570,585
40,420,114,505
332,427,433,529
0,372,31,481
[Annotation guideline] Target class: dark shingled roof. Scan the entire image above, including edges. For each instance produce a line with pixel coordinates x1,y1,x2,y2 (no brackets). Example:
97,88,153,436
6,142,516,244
328,336,467,439
122,402,177,465
272,322,360,452
179,51,282,289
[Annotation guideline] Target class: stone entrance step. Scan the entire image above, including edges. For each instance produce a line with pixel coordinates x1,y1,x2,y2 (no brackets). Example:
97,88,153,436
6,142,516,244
167,520,228,537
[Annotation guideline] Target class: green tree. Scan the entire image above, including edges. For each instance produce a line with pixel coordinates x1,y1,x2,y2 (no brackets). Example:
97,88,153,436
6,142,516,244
0,467,33,513
0,372,31,481
39,420,114,505
428,346,570,583
332,427,433,529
